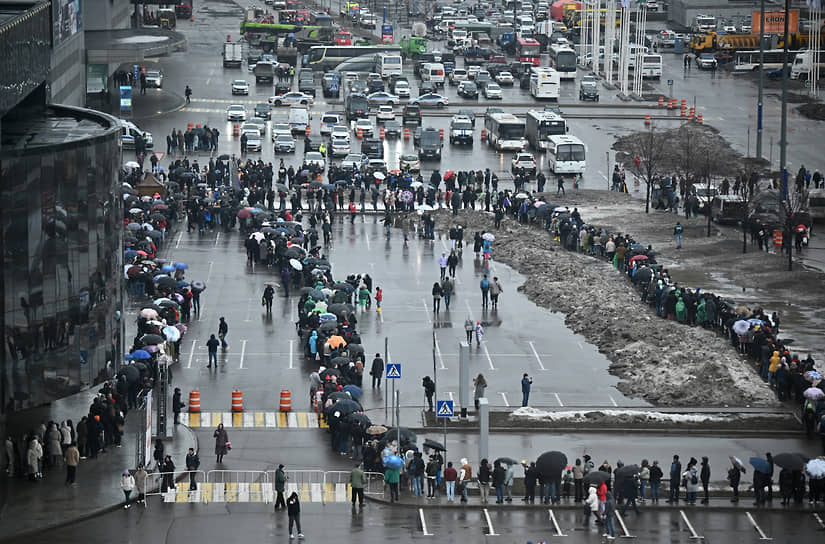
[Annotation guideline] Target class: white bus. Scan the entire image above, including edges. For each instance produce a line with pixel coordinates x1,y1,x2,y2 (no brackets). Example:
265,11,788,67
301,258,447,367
525,110,567,151
484,112,527,152
734,49,802,72
809,189,825,223
547,135,586,175
548,44,577,79
530,67,560,99
640,54,663,79
377,52,403,78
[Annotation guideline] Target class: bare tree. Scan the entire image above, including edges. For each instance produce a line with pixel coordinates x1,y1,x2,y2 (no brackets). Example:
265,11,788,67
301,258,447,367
738,172,762,254
778,187,809,271
619,125,667,213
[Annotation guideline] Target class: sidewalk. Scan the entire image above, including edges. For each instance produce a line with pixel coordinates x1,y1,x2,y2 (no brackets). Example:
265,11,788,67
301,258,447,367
0,388,197,541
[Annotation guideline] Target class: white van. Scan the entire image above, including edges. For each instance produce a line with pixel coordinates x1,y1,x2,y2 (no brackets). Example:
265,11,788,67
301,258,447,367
320,112,341,135
289,107,310,134
119,119,154,149
422,63,446,87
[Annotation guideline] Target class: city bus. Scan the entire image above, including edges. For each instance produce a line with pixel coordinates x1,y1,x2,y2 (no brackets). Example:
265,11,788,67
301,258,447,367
530,66,560,99
548,44,577,79
304,44,402,70
525,110,567,151
734,49,801,72
484,113,527,152
377,52,403,78
547,135,586,175
516,37,542,66
640,54,663,79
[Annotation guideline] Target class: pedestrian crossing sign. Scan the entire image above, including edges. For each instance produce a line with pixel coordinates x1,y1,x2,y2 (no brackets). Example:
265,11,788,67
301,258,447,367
436,400,454,418
386,363,401,379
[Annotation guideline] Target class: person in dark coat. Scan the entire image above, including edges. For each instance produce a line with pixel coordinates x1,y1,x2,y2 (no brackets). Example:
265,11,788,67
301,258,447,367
619,473,640,515
522,461,538,503
214,423,229,463
287,491,303,538
172,388,185,424
700,457,711,504
370,354,384,388
728,462,742,502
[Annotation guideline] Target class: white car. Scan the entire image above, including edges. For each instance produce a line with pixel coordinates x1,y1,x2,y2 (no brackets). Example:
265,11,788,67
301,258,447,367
330,125,350,142
242,120,266,136
304,151,326,170
354,118,375,137
376,105,395,122
483,83,503,99
268,92,314,106
330,135,351,157
144,70,163,88
467,66,481,79
271,123,292,141
231,79,250,95
410,93,449,108
341,153,368,171
449,69,468,85
367,91,399,106
495,71,514,86
273,133,296,153
320,112,341,135
226,104,248,121
400,154,421,173
511,152,537,175
393,80,411,97
242,127,262,152
722,24,737,33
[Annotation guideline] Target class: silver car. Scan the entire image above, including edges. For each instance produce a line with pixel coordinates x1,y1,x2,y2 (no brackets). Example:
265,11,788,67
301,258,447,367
274,133,296,153
231,79,250,95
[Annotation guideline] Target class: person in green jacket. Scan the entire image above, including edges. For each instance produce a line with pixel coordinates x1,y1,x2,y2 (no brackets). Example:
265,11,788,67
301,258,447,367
696,297,707,326
358,285,370,312
384,466,400,502
675,292,687,323
275,464,287,510
350,463,366,507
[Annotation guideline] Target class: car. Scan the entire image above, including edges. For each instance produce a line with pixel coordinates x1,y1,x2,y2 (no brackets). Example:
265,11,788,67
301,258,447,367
366,158,388,175
271,123,292,141
449,115,474,145
419,81,436,96
393,80,411,97
367,73,385,93
349,79,369,94
400,154,421,173
403,104,422,125
495,71,514,86
511,152,537,176
304,151,326,170
739,24,752,33
695,53,718,70
411,93,449,108
119,119,153,149
449,68,468,85
383,119,402,138
330,135,352,157
467,66,481,79
242,127,263,152
254,103,272,120
579,75,599,101
330,125,351,141
376,105,396,122
268,91,314,106
457,81,479,98
274,79,291,95
226,104,248,121
341,153,368,171
273,133,296,153
458,109,476,126
367,91,399,106
354,118,375,137
722,24,737,33
144,70,163,88
320,112,341,135
483,82,502,99
486,106,504,117
475,70,492,88
231,79,250,95
243,119,266,137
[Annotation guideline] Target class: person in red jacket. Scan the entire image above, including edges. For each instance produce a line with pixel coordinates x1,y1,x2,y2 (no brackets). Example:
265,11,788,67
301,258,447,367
443,461,458,502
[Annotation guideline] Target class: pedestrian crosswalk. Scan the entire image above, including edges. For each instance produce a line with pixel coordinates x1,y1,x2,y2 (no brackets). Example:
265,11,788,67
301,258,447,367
179,411,328,429
158,481,350,503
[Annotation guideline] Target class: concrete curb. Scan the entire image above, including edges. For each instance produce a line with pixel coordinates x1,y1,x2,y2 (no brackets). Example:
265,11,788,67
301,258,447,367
0,425,199,543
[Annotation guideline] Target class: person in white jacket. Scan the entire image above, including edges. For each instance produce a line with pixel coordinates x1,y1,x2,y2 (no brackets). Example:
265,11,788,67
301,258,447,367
584,485,599,526
121,470,136,508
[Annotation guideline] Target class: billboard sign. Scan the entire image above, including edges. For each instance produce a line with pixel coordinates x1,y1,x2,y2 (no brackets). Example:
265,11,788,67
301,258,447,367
120,86,132,112
52,0,82,46
752,10,799,34
382,24,393,44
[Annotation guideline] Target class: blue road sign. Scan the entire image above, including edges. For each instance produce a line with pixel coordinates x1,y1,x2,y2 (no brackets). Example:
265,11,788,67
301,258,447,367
386,363,401,379
436,400,454,417
667,79,674,86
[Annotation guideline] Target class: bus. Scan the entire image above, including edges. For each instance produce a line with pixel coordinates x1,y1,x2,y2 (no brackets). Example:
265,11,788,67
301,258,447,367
640,54,663,79
377,52,403,78
525,110,567,151
304,44,402,70
484,113,527,152
734,49,802,72
809,189,825,223
516,37,542,66
548,44,577,79
547,135,586,175
530,67,560,99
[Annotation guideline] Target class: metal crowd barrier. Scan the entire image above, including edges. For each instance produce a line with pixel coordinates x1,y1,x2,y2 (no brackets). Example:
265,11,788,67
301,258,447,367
144,470,206,507
206,470,271,503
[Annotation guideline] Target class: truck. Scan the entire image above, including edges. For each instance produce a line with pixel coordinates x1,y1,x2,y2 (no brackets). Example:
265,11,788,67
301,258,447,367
253,61,276,82
223,41,244,68
791,50,825,80
400,36,427,58
418,128,443,160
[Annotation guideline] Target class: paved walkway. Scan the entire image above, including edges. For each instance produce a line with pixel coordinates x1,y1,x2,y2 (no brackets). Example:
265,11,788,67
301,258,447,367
0,388,197,541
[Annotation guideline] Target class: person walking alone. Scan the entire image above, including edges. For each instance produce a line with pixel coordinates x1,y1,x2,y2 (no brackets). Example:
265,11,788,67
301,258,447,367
370,354,384,388
350,463,366,507
218,317,229,348
263,284,275,313
287,491,304,539
185,447,200,490
438,252,448,280
64,442,79,485
490,276,503,309
475,321,484,347
214,423,229,464
674,222,684,249
172,387,185,424
521,373,533,407
121,470,135,509
206,334,219,368
275,464,287,509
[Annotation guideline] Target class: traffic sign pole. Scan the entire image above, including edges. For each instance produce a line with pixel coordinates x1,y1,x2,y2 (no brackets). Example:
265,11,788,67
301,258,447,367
436,400,454,457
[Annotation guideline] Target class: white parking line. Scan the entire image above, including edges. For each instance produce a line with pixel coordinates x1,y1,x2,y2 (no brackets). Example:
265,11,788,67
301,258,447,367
419,508,432,536
434,336,447,370
483,344,496,370
175,232,183,248
448,391,454,402
483,508,498,536
239,339,247,369
215,231,220,246
499,392,509,406
421,297,432,324
679,510,704,539
609,395,618,407
577,342,583,350
547,509,567,537
206,261,214,284
614,511,634,538
813,513,825,529
187,339,197,369
289,339,294,369
528,341,547,371
745,512,772,540
554,393,563,407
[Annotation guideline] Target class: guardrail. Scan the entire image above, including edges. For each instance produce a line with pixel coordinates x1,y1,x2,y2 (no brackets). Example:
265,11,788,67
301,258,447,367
145,470,206,506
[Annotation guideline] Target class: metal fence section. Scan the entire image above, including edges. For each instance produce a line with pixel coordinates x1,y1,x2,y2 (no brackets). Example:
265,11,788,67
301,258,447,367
278,469,325,505
205,470,271,503
323,471,352,504
363,471,386,498
145,470,206,506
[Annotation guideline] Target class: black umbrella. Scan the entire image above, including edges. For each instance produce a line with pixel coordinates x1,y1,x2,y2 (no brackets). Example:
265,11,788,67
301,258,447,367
331,356,350,367
319,321,338,332
423,439,446,451
773,453,808,471
345,412,371,429
327,303,354,317
329,398,362,415
140,334,165,345
583,471,610,486
536,451,568,478
319,368,342,380
327,391,350,402
147,230,163,240
284,247,305,259
156,277,177,290
380,427,416,445
122,365,140,383
615,464,640,480
275,183,289,192
495,457,519,466
347,344,365,355
333,282,354,293
300,287,325,300
217,154,230,161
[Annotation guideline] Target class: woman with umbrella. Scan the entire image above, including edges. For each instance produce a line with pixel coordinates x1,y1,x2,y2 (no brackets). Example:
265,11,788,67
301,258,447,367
727,456,745,502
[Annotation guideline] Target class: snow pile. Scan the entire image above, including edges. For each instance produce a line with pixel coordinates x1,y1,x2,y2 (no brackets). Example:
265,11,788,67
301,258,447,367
513,406,726,424
436,209,780,407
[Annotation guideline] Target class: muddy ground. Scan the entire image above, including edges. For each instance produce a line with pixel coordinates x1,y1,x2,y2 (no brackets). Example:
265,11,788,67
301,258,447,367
432,189,825,407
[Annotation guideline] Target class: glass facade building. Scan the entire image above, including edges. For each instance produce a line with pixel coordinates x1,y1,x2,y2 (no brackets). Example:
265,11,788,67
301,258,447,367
0,104,123,413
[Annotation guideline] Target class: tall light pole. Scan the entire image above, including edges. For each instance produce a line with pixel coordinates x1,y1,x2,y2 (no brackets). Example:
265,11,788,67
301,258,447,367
779,0,790,199
756,0,765,159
